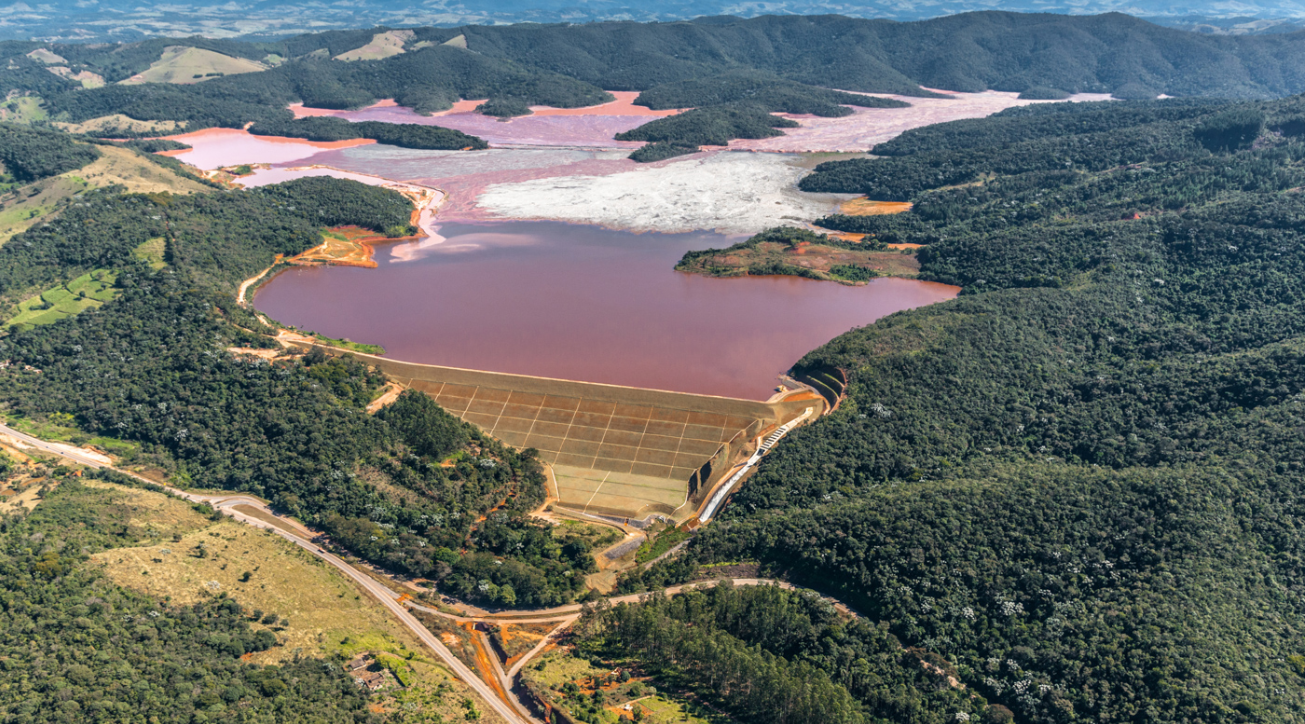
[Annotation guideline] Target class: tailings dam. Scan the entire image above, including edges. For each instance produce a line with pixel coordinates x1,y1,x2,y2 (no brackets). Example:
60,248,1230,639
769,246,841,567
254,220,959,400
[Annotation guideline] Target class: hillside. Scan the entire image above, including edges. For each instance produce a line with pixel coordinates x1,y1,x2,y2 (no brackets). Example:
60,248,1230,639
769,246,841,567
617,93,1305,723
0,125,207,244
1,13,1303,144
120,46,268,85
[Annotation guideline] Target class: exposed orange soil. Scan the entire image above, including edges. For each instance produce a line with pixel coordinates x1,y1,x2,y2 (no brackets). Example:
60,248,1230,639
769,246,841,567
366,382,404,414
839,198,913,216
703,241,921,279
462,623,516,711
529,91,683,117
830,232,866,242
888,243,924,250
288,226,387,268
495,623,554,671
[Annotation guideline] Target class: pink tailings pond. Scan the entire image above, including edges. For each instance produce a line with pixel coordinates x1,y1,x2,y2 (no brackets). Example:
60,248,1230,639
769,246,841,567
253,221,959,400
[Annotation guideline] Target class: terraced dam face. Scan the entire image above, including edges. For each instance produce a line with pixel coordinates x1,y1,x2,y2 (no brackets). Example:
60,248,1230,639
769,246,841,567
311,352,820,521
264,221,957,522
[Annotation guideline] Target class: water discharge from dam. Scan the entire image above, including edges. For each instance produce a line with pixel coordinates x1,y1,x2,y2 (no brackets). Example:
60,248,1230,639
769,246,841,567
253,220,958,400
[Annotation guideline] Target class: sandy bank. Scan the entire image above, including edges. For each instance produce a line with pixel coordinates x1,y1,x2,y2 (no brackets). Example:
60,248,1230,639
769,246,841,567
475,151,848,234
163,128,375,169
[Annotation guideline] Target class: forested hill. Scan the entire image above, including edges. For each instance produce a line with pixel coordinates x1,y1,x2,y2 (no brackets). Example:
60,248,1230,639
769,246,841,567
0,172,608,611
618,94,1305,723
5,11,1305,137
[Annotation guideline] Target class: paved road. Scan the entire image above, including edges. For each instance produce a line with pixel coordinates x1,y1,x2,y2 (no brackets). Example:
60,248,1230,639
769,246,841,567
0,423,536,724
2,423,856,722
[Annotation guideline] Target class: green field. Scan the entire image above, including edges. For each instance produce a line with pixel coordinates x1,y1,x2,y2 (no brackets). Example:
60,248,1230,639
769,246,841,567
123,46,266,85
133,237,168,270
5,269,118,330
0,96,47,123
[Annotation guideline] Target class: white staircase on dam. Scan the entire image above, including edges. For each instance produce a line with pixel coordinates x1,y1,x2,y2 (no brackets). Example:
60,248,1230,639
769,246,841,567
699,406,815,522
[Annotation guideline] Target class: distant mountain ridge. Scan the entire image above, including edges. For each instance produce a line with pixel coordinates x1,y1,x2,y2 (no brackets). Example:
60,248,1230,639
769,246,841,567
7,0,1305,42
0,11,1303,155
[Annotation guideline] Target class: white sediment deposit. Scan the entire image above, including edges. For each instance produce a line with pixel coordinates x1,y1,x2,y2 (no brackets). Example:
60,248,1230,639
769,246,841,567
475,152,846,234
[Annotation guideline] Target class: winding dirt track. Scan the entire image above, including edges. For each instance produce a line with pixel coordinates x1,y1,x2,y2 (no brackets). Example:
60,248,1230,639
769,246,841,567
0,422,847,723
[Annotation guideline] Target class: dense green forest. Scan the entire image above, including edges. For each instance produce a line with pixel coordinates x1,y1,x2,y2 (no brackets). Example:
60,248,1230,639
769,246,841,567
632,71,908,115
0,122,99,182
0,174,593,609
576,583,987,724
0,472,376,722
613,93,1305,722
3,12,1305,149
615,106,798,147
250,117,487,150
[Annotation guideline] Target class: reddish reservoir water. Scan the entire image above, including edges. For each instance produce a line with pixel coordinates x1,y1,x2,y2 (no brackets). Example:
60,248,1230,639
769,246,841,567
254,221,958,399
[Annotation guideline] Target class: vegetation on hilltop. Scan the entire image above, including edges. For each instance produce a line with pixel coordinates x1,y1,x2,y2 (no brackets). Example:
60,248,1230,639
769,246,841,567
250,116,488,150
0,170,608,610
0,122,99,182
0,472,375,722
612,92,1305,722
3,13,1305,150
616,105,798,147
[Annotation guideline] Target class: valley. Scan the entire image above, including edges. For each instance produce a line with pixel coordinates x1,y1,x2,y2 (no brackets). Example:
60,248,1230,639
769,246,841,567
2,11,1305,724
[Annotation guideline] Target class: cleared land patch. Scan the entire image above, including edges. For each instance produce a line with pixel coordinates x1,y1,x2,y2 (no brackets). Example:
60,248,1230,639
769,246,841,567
334,30,414,61
523,651,712,724
839,198,913,215
0,96,46,123
55,114,184,135
45,66,105,88
25,48,65,64
133,237,168,270
289,226,385,268
5,269,118,331
122,46,267,85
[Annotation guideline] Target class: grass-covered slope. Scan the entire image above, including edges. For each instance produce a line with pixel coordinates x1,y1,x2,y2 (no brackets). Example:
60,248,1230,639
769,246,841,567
0,472,375,723
0,159,610,611
4,13,1305,146
614,93,1305,723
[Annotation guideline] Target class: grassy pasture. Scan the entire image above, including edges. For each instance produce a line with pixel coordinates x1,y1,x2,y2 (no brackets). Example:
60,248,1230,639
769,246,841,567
133,237,168,270
0,144,205,245
122,46,267,85
77,479,503,722
54,114,184,135
6,269,118,331
0,96,47,123
334,30,413,61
